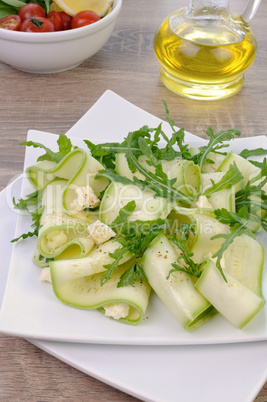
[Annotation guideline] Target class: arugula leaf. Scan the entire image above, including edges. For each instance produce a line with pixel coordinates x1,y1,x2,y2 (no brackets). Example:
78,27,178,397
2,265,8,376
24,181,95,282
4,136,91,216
239,148,267,159
211,207,256,281
109,200,136,233
101,246,127,285
11,205,43,243
112,220,169,287
86,106,197,206
140,121,184,162
91,105,242,210
193,127,241,172
161,100,192,160
85,104,192,173
124,131,194,205
203,162,243,197
118,218,171,240
168,223,202,279
31,205,44,231
96,124,195,205
96,168,135,186
117,261,148,287
13,189,43,211
248,160,266,169
84,126,151,170
11,229,38,243
12,182,45,243
235,158,267,231
137,136,174,184
57,134,72,156
100,202,135,285
101,202,171,286
84,140,129,169
138,136,158,167
97,165,185,205
214,206,261,230
21,133,73,163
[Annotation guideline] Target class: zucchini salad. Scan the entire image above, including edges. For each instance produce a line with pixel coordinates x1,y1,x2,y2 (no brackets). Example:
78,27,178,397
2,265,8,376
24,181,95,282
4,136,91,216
13,106,267,332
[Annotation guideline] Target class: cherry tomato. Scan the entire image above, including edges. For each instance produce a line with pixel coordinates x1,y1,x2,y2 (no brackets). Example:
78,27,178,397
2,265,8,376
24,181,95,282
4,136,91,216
58,11,72,30
20,17,55,32
71,10,100,29
18,3,46,21
0,15,21,31
47,11,63,31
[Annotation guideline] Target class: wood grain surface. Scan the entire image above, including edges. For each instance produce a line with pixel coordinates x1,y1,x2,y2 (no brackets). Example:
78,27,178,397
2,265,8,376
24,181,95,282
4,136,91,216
0,0,266,400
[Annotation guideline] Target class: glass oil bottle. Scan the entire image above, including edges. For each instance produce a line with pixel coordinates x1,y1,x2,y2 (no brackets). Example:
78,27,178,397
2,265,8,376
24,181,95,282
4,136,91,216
154,0,261,100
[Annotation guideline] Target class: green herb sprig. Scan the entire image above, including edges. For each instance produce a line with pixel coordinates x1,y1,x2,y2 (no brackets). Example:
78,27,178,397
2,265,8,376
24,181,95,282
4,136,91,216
13,188,43,211
235,158,267,231
193,126,241,172
211,207,257,281
203,162,244,198
167,223,202,279
96,130,194,205
101,201,171,287
21,133,74,163
11,205,43,243
12,188,44,242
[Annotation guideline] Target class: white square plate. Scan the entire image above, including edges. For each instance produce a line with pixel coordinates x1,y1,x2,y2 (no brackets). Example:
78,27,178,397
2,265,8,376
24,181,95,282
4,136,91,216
1,179,266,402
0,90,266,345
0,91,267,401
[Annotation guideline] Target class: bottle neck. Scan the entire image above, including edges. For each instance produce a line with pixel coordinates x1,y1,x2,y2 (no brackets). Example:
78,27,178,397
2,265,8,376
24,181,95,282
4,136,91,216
188,0,230,19
168,0,245,45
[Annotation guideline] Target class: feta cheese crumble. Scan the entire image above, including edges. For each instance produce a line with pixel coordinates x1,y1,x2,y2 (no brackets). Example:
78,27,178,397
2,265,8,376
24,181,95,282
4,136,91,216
87,220,116,244
40,267,52,283
103,303,130,320
46,229,68,250
70,185,100,212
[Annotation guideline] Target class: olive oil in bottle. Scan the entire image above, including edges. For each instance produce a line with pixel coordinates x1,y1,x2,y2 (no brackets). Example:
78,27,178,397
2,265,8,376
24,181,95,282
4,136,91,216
154,6,257,100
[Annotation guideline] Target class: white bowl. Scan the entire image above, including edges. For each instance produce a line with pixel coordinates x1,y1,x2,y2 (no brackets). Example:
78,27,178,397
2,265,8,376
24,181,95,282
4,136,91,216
0,0,122,74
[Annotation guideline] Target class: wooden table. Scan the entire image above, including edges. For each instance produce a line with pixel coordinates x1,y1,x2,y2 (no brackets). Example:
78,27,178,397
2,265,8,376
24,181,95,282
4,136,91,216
0,0,266,400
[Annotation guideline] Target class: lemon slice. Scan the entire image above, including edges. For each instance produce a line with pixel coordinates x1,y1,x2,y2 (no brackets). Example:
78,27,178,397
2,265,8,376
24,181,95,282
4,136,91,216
52,0,114,17
50,2,62,12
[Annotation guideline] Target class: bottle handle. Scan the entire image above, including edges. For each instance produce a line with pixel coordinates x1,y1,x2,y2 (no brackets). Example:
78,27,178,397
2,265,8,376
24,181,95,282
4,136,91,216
242,0,262,24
